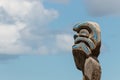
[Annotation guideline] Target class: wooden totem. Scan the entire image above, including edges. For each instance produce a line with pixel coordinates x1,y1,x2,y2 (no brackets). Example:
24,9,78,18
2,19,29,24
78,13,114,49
72,21,101,80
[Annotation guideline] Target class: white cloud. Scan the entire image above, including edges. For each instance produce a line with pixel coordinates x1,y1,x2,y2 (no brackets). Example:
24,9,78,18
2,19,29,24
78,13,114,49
0,0,32,17
31,34,73,55
0,22,24,45
0,0,72,55
56,34,73,52
0,0,60,54
84,0,120,16
0,22,31,54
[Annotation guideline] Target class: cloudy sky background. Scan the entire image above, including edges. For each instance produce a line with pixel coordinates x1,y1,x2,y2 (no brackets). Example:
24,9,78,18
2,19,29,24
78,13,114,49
0,0,73,54
0,0,120,80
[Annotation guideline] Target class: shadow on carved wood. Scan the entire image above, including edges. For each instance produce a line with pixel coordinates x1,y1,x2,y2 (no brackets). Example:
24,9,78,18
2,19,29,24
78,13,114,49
72,21,101,80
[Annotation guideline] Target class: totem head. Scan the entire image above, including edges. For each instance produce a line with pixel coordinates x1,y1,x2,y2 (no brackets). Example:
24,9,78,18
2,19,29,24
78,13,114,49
72,21,101,71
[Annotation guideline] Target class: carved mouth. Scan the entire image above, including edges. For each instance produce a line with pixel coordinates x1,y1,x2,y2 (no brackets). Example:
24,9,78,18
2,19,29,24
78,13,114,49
73,37,95,55
75,37,95,50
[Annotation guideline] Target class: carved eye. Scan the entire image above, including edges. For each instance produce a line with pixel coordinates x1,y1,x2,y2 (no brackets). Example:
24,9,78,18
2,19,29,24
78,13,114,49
74,34,78,40
79,29,89,38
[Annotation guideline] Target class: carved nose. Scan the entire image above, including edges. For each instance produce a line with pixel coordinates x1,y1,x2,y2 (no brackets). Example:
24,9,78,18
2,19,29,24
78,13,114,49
79,29,89,38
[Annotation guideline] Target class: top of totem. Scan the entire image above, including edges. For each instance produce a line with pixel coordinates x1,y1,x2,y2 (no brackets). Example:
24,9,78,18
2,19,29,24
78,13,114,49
73,21,101,46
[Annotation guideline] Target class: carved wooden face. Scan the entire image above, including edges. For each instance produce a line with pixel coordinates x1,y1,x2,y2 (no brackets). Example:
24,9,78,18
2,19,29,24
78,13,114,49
72,22,101,71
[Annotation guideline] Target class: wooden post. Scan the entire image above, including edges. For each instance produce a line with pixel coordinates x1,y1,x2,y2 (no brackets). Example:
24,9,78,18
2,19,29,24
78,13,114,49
72,21,101,80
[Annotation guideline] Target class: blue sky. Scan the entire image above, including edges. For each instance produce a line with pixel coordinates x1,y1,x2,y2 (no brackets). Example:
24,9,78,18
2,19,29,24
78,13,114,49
0,0,120,80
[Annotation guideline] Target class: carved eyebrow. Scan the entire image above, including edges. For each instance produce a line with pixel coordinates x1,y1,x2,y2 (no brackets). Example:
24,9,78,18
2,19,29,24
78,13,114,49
73,25,92,33
79,29,89,36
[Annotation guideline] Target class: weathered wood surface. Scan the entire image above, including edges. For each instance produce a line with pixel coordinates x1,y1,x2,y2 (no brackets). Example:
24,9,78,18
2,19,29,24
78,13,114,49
84,57,101,80
72,21,101,80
